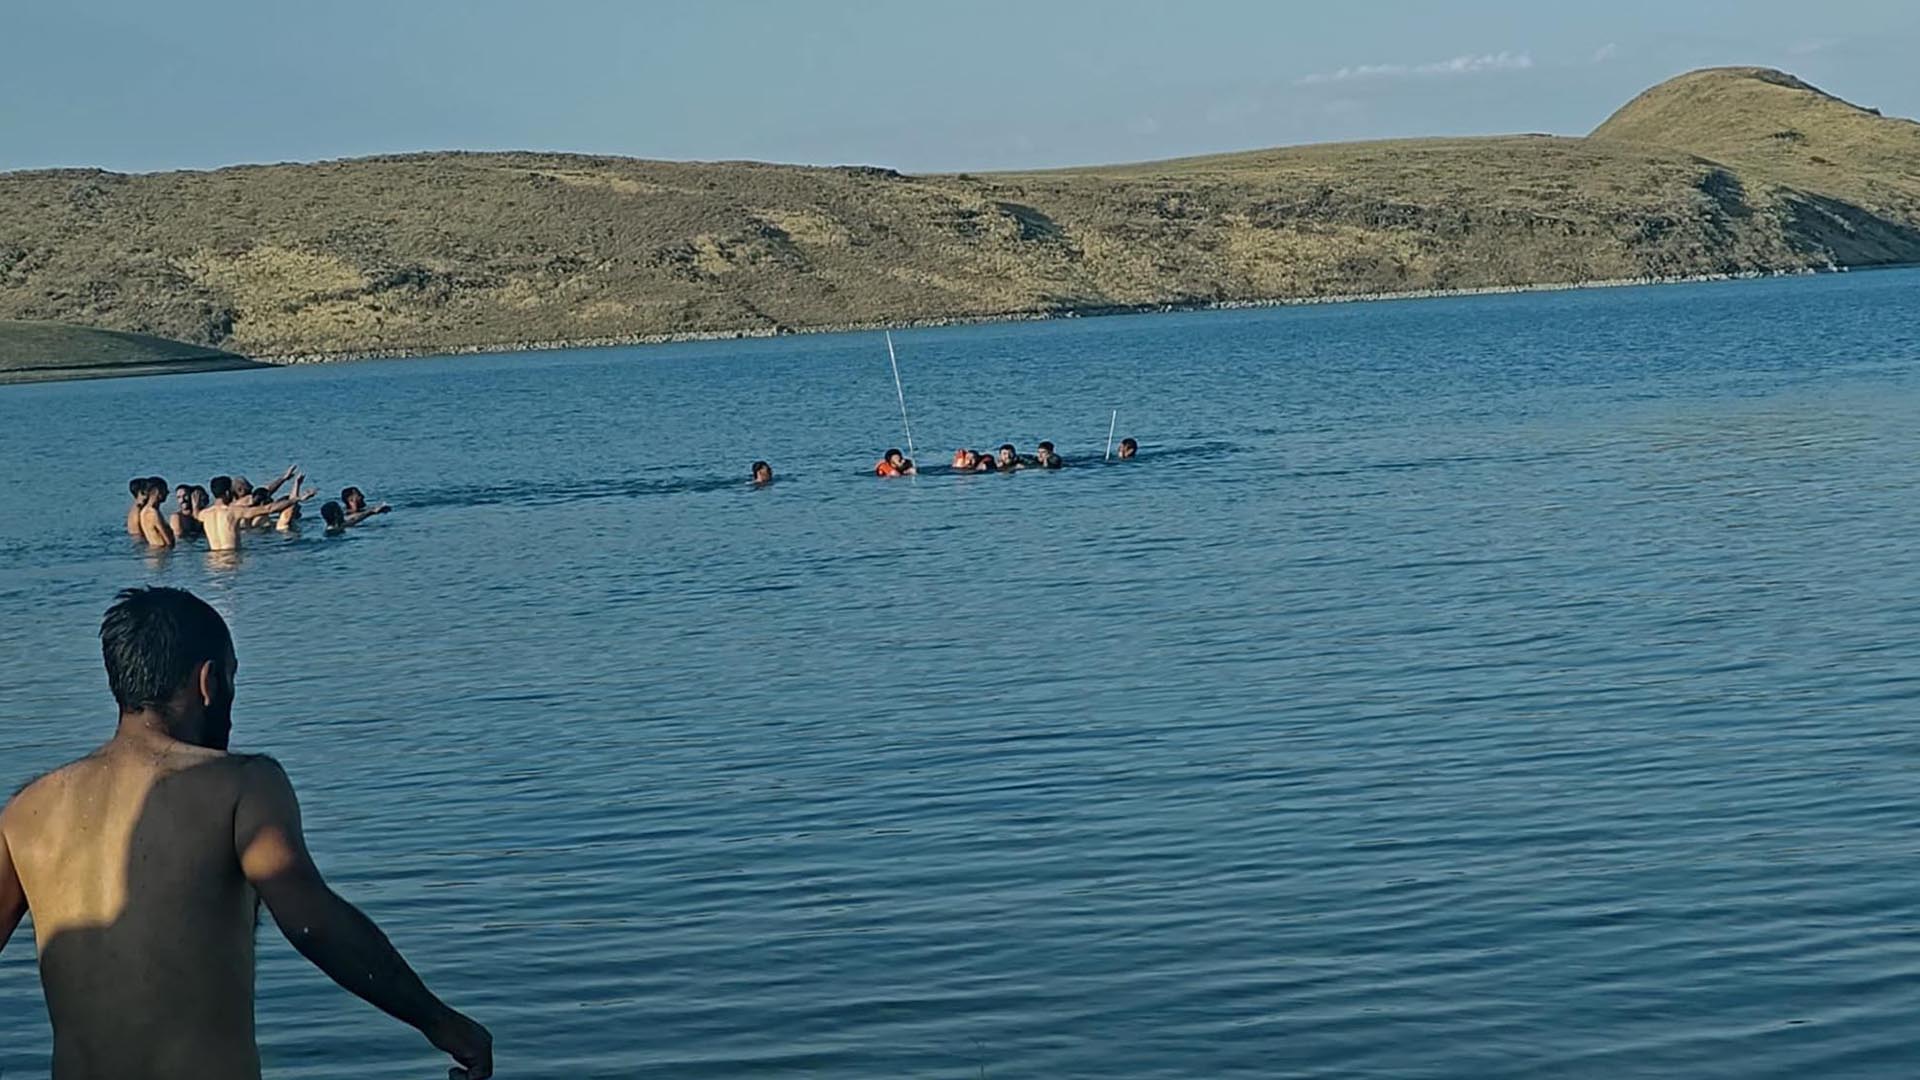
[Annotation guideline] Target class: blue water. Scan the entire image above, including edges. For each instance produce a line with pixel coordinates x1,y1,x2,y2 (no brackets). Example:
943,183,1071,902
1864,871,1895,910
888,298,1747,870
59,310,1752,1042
4,269,1920,1078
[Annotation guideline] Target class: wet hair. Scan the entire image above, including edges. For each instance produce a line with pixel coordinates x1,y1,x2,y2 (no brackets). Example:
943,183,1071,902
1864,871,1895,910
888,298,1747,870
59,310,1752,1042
342,486,364,505
190,486,210,509
1000,444,1016,454
321,501,345,528
1037,442,1055,453
1120,438,1138,452
129,478,146,498
99,586,233,713
209,475,234,502
146,479,167,503
751,460,771,479
902,459,915,472
884,449,903,461
250,490,271,506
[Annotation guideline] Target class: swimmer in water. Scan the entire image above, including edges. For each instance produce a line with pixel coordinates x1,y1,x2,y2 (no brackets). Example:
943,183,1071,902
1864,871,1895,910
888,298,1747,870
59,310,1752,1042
1034,441,1064,469
275,475,317,531
340,487,393,524
951,448,976,471
874,449,916,477
751,461,774,485
1117,437,1138,460
320,501,347,534
169,485,197,540
126,478,151,538
996,444,1024,471
974,453,997,473
198,475,307,552
138,478,176,549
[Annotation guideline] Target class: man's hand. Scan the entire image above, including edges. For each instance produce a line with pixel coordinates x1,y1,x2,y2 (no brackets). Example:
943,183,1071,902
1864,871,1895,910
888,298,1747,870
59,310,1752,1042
280,463,300,483
428,1008,494,1079
375,503,392,515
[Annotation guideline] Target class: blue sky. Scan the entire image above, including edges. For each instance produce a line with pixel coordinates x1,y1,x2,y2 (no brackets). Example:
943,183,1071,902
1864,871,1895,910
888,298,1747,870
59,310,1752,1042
4,0,1915,174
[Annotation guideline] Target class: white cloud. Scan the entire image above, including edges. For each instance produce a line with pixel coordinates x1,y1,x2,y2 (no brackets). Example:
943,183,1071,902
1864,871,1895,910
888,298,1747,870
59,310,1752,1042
1592,43,1619,64
1787,38,1838,56
1295,51,1535,86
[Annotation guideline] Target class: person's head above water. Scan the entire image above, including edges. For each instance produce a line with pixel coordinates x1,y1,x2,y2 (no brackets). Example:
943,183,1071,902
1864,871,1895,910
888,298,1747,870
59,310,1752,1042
231,476,254,499
320,501,345,531
341,487,366,512
1035,442,1061,468
190,486,210,510
1118,437,1138,460
885,449,905,467
997,444,1018,467
751,461,773,484
951,448,973,470
209,475,235,503
128,477,146,502
173,484,192,509
99,586,237,750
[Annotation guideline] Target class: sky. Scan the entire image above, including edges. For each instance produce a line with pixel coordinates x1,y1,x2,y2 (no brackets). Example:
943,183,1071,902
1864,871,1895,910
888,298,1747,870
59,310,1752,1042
4,0,1917,175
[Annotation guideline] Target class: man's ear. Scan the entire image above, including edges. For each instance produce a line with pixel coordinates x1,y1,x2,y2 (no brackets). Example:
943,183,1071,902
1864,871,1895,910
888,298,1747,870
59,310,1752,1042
195,660,218,707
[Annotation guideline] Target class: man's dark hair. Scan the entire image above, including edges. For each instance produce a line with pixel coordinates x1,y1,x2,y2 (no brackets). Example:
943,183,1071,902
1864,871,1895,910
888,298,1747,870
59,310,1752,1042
1000,443,1016,453
885,449,902,460
148,477,167,500
751,460,770,473
100,587,233,713
321,501,344,528
1038,441,1055,453
128,478,145,498
341,486,363,504
1120,438,1138,450
210,475,234,502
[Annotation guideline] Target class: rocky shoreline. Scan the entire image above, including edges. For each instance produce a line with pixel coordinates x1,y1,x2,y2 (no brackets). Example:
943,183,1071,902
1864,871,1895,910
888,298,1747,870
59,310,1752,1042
258,266,1828,367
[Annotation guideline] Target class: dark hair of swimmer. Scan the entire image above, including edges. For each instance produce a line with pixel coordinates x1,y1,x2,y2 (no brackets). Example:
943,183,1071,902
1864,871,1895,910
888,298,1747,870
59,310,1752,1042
999,443,1016,454
128,478,146,498
320,501,345,529
885,449,904,464
751,461,773,483
147,477,168,501
1037,441,1054,453
209,475,234,502
341,486,363,504
976,455,997,472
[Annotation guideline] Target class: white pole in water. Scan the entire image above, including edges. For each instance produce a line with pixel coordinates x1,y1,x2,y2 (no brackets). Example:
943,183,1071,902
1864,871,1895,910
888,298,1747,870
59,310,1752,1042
1104,410,1118,461
886,331,916,459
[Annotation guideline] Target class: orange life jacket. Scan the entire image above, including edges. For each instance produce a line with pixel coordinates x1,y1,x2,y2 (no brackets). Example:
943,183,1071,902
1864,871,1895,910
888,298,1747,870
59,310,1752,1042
875,460,902,477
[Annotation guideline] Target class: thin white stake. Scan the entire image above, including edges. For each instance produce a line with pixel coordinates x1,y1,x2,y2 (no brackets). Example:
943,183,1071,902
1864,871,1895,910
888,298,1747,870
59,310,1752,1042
1104,410,1118,461
886,331,915,460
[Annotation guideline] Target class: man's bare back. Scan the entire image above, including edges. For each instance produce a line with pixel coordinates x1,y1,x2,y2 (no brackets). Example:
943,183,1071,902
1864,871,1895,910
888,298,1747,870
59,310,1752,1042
2,738,265,1078
0,587,490,1080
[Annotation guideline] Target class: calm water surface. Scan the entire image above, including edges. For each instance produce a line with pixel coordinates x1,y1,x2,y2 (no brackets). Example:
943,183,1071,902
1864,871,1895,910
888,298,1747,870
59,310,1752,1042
4,271,1920,1078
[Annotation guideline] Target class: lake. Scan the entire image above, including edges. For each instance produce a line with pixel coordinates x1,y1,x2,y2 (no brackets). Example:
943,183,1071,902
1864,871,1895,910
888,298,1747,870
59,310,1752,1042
4,269,1920,1078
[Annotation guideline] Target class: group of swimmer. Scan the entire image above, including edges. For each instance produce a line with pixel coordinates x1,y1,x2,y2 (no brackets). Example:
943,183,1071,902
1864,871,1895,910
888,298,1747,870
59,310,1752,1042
126,463,391,552
746,437,1138,484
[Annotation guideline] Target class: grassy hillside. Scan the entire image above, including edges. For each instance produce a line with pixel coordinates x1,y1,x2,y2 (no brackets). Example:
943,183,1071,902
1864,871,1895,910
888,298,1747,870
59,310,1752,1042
0,320,261,384
1,67,1915,361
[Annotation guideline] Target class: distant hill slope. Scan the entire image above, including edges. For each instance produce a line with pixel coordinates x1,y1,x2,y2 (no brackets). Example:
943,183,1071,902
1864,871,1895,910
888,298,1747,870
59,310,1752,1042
1,67,1916,360
0,320,261,384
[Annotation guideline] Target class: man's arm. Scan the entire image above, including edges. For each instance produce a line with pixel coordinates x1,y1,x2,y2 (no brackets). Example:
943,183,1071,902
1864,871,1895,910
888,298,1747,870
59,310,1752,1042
256,464,299,499
0,823,25,957
236,758,492,1079
343,504,390,526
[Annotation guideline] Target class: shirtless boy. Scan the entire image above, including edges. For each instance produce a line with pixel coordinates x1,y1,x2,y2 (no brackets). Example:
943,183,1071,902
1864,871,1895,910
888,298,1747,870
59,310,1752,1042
0,587,491,1080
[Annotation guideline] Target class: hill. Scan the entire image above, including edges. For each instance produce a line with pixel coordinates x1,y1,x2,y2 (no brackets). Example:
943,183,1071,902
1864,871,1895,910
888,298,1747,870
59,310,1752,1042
0,320,262,385
1,66,1915,362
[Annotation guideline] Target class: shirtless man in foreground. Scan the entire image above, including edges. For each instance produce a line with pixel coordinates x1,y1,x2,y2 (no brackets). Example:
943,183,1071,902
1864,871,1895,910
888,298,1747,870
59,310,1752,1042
0,587,492,1080
199,475,307,552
